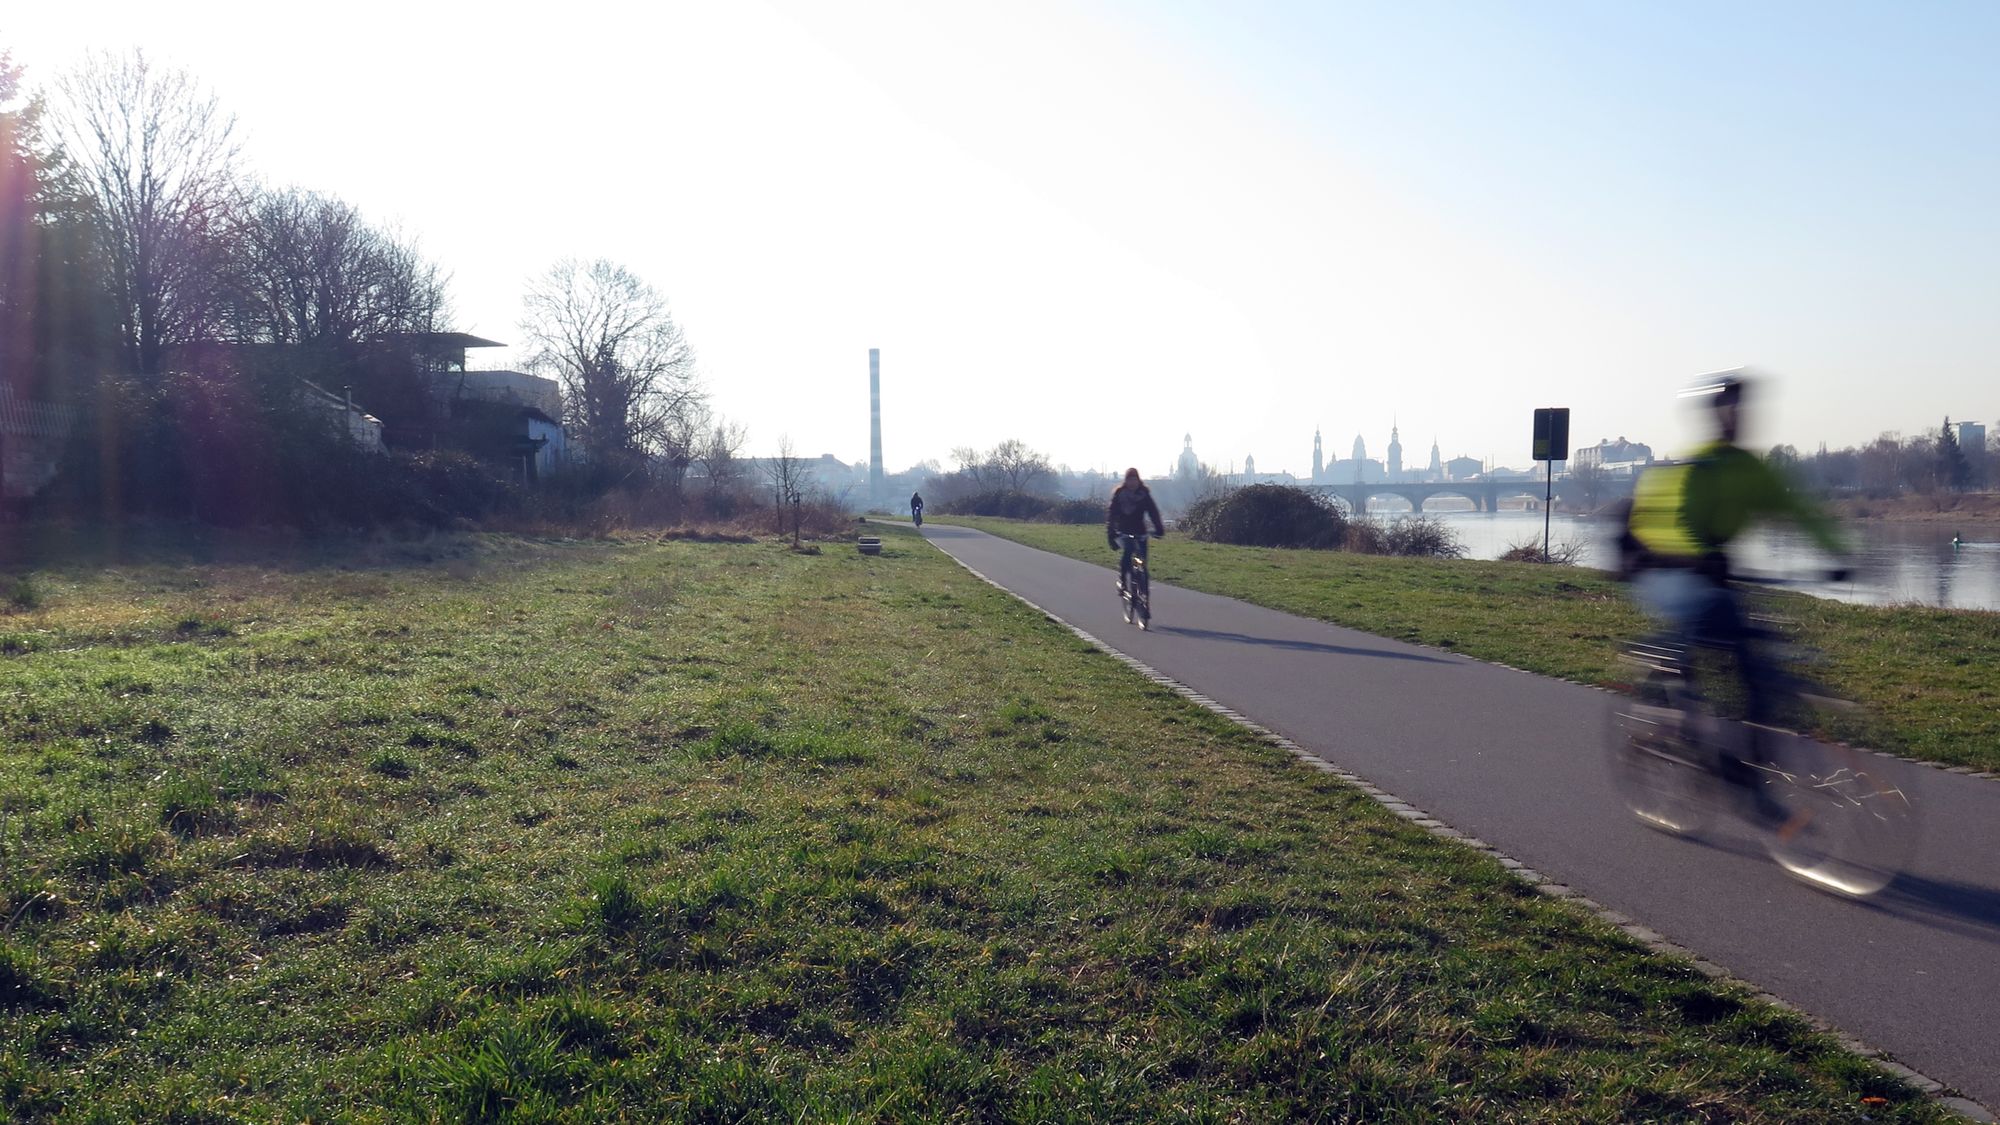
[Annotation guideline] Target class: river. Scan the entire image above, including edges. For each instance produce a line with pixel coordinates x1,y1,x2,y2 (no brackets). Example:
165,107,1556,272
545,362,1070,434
1381,508,2000,612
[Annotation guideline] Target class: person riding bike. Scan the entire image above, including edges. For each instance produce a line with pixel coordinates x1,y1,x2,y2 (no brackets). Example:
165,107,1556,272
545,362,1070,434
910,491,924,524
1620,370,1848,819
1106,468,1165,594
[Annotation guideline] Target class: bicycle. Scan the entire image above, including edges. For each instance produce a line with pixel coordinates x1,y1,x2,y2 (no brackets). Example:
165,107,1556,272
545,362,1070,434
1117,533,1152,629
1609,583,1918,897
912,506,923,528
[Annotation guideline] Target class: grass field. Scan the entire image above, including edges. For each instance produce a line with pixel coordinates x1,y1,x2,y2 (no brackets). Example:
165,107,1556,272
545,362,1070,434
0,529,1954,1120
941,517,2000,775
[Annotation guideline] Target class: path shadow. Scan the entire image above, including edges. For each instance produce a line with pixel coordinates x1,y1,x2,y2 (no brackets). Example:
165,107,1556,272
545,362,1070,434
1677,825,2000,944
1865,873,2000,945
1155,625,1457,665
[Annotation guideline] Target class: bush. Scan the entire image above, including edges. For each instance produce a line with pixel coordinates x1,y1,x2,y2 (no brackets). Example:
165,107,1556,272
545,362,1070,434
938,491,1056,520
4,575,40,613
1180,485,1346,549
1346,515,1467,559
1499,537,1585,565
1383,515,1466,559
1037,498,1103,525
1343,518,1387,554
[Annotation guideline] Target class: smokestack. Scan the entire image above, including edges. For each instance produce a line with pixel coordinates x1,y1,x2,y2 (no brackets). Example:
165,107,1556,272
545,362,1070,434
869,348,884,504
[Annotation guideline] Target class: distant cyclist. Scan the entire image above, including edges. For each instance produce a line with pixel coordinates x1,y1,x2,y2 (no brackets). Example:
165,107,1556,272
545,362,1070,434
1621,370,1847,817
910,491,924,526
1106,468,1165,594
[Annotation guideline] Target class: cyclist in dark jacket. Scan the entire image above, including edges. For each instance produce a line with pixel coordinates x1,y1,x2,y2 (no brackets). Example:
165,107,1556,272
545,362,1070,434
1106,468,1165,593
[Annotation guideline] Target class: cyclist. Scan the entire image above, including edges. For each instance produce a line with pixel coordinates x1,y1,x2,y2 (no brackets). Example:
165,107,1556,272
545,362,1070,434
910,491,924,525
1621,370,1848,819
1106,468,1165,594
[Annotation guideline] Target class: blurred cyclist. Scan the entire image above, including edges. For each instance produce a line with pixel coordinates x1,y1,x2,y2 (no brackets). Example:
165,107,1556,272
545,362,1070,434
1621,370,1848,818
910,491,924,525
1106,468,1165,593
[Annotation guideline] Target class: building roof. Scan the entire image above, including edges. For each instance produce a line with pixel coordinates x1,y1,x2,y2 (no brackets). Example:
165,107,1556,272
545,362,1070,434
381,331,506,350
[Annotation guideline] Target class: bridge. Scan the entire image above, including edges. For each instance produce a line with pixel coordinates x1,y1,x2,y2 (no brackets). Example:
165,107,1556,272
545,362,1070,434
1305,475,1636,514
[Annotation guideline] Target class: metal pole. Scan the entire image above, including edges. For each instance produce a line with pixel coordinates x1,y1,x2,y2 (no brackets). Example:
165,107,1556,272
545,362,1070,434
1543,460,1553,562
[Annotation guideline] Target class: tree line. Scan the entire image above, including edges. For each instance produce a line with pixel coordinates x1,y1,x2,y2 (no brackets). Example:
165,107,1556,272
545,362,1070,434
1,49,738,527
1771,419,1992,498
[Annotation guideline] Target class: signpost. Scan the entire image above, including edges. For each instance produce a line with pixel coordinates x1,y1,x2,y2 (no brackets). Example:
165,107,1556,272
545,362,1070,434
1532,408,1570,563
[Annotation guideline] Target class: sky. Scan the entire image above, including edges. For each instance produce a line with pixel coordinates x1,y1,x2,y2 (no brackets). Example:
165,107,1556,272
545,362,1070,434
5,0,1996,477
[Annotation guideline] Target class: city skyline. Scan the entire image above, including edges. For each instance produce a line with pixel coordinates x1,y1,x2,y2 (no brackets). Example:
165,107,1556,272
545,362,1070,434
5,2,1995,472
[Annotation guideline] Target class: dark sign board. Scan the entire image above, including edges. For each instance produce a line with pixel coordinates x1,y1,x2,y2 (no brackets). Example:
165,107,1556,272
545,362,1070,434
1532,408,1570,462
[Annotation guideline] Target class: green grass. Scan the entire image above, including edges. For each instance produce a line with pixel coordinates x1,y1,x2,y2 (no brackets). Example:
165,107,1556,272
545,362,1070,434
0,529,1957,1120
942,516,2000,774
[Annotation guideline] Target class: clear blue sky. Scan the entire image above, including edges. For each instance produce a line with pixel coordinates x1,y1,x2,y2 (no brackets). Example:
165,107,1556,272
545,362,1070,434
7,1,1996,474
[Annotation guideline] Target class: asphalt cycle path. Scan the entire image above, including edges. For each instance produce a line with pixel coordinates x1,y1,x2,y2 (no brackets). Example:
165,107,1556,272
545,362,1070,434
917,522,2000,1115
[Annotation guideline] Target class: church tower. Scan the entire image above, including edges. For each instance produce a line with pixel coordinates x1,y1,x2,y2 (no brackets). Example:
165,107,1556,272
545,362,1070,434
1388,422,1404,480
1245,453,1256,478
1428,437,1442,478
1312,428,1323,482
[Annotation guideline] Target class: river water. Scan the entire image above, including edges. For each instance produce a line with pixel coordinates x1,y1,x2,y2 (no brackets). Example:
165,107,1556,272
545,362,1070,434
1388,509,2000,612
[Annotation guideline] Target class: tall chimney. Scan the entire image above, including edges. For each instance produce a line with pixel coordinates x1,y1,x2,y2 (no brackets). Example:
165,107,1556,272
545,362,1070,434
868,348,884,505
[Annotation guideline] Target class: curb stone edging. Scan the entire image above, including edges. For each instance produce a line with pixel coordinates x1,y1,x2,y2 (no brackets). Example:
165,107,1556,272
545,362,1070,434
919,530,1996,1124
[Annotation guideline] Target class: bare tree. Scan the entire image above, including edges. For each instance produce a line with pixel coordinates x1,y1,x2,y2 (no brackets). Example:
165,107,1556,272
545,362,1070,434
762,435,809,545
226,186,446,347
987,438,1054,493
54,49,241,375
696,418,748,497
519,258,702,468
949,445,989,490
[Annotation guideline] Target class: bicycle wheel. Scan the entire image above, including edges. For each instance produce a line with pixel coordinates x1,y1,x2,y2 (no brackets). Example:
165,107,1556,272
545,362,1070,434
1608,699,1711,835
1758,731,1918,897
1134,565,1151,629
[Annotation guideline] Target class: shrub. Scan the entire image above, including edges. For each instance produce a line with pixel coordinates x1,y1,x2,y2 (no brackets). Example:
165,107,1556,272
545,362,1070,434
1382,515,1467,559
1038,498,1103,525
1181,485,1346,549
4,575,39,613
1343,518,1387,554
1346,515,1466,558
1500,537,1586,565
937,491,1055,520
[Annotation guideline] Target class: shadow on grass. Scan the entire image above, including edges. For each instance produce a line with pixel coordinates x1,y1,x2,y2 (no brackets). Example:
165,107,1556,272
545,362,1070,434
1154,624,1458,664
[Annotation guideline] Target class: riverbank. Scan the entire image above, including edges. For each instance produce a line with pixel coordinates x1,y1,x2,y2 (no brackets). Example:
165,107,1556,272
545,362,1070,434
940,517,2000,774
1827,491,2000,524
0,530,1953,1118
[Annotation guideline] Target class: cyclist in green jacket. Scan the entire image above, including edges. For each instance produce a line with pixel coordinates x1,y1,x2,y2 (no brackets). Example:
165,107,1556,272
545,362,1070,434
1621,371,1848,816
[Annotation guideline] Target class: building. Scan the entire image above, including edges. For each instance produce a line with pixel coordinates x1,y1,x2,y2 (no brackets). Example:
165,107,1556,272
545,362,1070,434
408,332,567,474
1311,428,1323,482
1444,455,1482,481
1175,433,1201,479
1572,436,1654,475
1958,420,1987,454
298,381,386,453
1387,423,1404,479
1427,438,1442,479
413,333,562,421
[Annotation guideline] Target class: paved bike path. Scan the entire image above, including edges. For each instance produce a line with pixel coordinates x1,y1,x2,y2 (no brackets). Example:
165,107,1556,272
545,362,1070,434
918,523,2000,1113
